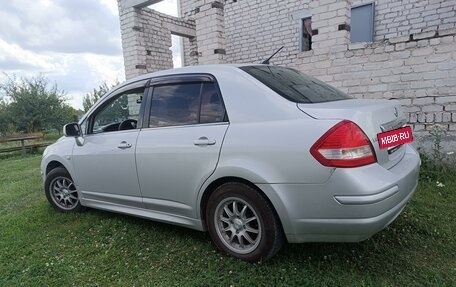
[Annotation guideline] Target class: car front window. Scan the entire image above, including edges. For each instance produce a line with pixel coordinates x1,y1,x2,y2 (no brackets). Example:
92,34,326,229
91,88,144,133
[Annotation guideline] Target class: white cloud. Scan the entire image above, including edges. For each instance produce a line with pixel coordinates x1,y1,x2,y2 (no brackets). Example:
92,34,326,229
0,0,125,110
100,0,120,15
171,35,182,68
0,0,182,110
0,40,125,110
0,0,121,55
0,39,56,72
149,0,179,17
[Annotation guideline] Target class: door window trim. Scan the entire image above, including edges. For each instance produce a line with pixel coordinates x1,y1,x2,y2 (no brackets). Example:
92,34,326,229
142,73,229,130
86,80,149,135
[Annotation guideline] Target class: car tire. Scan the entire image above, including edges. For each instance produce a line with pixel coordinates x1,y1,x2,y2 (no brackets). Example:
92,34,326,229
206,182,284,262
44,167,85,213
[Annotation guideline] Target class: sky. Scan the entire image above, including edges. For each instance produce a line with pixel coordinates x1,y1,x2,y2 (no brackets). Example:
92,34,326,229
0,0,180,110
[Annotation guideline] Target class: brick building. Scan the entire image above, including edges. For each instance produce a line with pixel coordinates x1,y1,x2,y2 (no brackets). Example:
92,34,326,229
117,0,456,150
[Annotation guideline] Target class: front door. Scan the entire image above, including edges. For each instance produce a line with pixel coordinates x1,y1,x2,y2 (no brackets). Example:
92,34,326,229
136,77,229,219
72,82,147,208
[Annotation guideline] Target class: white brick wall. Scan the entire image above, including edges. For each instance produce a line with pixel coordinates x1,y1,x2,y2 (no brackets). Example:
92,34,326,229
179,0,227,65
178,0,456,144
352,0,456,41
119,0,456,149
118,0,196,79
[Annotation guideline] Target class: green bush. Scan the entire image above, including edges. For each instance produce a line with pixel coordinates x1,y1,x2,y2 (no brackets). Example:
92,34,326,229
419,125,455,185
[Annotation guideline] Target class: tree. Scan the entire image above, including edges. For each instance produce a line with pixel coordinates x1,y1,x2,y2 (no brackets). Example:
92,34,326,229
52,104,81,133
0,99,14,136
83,82,116,112
0,74,79,134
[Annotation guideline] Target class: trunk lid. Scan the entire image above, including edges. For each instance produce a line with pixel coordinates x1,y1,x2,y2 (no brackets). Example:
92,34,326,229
298,99,408,169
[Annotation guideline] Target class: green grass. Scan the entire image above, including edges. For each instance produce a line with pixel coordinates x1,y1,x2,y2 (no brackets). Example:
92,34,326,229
0,155,455,286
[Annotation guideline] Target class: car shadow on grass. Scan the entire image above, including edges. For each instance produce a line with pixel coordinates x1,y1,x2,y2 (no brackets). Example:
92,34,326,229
85,208,210,243
84,207,414,268
37,204,448,285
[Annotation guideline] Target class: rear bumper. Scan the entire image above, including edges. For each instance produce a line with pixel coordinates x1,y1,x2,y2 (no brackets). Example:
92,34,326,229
258,144,420,243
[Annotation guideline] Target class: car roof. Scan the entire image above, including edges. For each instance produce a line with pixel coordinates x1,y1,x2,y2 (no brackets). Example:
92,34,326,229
80,64,303,124
81,64,261,121
122,64,262,86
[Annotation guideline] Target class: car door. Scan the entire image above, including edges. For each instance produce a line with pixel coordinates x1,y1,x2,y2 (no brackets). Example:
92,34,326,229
135,75,229,219
72,80,148,208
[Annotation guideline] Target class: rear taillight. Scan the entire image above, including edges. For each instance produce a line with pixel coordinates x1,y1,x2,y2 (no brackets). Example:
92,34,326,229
310,120,376,168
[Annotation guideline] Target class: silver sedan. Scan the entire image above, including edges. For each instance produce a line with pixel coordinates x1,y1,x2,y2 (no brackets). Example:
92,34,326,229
41,65,420,262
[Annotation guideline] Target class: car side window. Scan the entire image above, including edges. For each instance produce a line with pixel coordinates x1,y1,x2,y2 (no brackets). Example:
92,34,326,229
149,81,227,128
200,82,226,124
91,88,144,134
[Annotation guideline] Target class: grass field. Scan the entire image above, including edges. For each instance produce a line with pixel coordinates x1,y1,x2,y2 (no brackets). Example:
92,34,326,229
0,154,455,286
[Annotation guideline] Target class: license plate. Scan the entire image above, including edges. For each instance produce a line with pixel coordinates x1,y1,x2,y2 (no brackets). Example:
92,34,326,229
377,126,413,149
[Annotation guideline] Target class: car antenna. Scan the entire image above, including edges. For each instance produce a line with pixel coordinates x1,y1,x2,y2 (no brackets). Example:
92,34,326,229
261,46,284,65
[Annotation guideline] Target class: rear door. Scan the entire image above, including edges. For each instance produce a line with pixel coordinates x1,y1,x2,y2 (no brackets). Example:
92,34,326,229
136,75,229,219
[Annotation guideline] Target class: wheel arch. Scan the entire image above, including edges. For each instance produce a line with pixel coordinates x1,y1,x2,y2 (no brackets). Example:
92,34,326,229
46,160,66,176
43,156,76,183
44,159,86,213
199,176,287,235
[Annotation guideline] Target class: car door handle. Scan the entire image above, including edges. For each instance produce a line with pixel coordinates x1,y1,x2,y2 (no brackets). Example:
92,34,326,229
193,137,216,146
117,141,132,149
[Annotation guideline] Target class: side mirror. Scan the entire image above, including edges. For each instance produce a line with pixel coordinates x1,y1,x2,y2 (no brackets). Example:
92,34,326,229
63,123,81,137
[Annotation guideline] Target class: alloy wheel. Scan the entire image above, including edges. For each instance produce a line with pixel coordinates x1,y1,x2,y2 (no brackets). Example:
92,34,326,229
214,197,262,254
49,176,79,211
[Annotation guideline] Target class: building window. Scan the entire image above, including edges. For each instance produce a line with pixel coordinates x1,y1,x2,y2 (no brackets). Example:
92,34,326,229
351,3,375,43
301,17,312,51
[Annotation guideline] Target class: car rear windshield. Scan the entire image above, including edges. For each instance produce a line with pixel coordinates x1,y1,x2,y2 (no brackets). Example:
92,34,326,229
239,66,351,103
